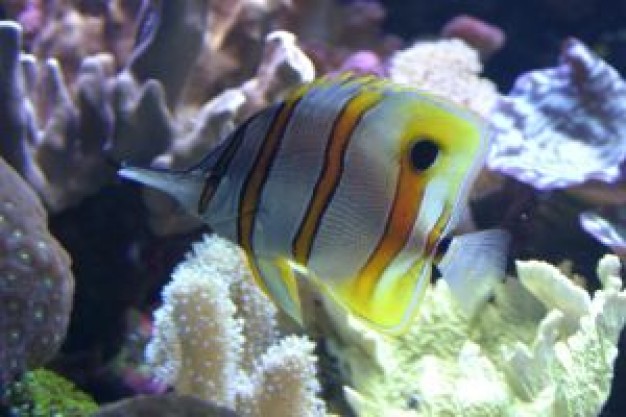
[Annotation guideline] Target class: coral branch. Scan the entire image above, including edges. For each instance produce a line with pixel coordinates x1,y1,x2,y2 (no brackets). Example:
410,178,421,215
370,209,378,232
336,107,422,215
145,235,326,415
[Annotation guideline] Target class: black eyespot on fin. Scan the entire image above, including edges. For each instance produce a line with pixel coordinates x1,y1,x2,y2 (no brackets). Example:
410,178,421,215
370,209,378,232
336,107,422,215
410,139,439,171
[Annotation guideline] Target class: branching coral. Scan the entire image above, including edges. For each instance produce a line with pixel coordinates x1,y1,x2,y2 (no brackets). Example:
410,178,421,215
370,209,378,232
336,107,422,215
145,234,326,417
328,254,626,417
0,18,164,211
0,156,74,387
0,1,315,217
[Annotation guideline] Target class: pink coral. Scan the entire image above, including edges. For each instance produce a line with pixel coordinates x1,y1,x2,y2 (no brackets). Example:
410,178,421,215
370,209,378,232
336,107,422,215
338,50,385,76
441,15,505,59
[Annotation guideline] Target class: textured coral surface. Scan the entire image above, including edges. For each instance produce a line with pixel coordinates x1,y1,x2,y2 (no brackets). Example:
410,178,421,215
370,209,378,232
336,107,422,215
146,235,325,417
333,255,626,417
0,157,74,386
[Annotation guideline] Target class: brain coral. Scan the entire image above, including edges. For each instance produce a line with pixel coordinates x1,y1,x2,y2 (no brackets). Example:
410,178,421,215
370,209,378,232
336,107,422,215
0,156,74,386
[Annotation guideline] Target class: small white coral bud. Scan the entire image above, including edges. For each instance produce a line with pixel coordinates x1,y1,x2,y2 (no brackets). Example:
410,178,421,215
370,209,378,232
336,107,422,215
597,254,622,292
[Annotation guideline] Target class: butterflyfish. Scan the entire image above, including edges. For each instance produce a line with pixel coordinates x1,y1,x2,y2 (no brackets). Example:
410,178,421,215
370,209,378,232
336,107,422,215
119,75,509,334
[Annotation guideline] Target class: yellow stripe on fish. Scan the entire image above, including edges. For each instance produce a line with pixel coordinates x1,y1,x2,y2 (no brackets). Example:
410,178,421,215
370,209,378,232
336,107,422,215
119,75,508,334
238,94,304,304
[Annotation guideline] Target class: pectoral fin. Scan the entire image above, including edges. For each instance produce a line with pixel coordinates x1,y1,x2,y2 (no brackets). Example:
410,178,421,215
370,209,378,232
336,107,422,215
437,229,510,317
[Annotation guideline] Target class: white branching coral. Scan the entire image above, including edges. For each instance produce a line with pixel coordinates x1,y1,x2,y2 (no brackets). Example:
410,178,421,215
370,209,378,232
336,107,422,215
237,335,326,417
145,234,325,416
145,237,245,407
331,255,626,417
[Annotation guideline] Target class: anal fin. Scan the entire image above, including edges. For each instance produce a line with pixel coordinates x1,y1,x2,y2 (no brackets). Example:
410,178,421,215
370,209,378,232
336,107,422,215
247,254,303,325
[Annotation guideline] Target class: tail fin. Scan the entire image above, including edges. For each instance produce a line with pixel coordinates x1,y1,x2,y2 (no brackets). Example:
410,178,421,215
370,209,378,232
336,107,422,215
437,229,510,317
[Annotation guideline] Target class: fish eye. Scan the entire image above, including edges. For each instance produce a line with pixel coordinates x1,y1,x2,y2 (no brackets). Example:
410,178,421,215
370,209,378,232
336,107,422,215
409,138,439,171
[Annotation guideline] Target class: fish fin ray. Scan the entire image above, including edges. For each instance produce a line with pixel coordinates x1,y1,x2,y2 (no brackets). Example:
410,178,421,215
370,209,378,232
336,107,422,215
247,254,303,325
118,165,205,211
437,229,510,317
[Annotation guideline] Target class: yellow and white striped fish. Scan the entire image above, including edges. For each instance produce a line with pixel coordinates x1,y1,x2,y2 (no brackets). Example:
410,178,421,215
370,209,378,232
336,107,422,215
120,75,508,334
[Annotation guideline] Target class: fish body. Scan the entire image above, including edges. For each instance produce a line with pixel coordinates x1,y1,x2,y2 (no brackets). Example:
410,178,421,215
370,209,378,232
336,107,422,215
120,75,507,333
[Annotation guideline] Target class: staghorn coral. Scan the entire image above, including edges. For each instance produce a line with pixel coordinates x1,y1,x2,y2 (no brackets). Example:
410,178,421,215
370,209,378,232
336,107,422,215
488,38,626,190
0,157,74,387
388,38,499,117
145,234,326,417
326,254,626,417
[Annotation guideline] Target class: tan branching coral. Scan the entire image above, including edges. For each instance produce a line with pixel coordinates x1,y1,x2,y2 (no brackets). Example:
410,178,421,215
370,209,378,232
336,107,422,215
236,336,325,417
145,234,326,417
145,237,244,406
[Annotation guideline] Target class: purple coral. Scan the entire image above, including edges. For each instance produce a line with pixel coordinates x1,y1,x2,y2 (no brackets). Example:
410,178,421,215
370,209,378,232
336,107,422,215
0,157,74,386
580,211,626,258
488,38,626,190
